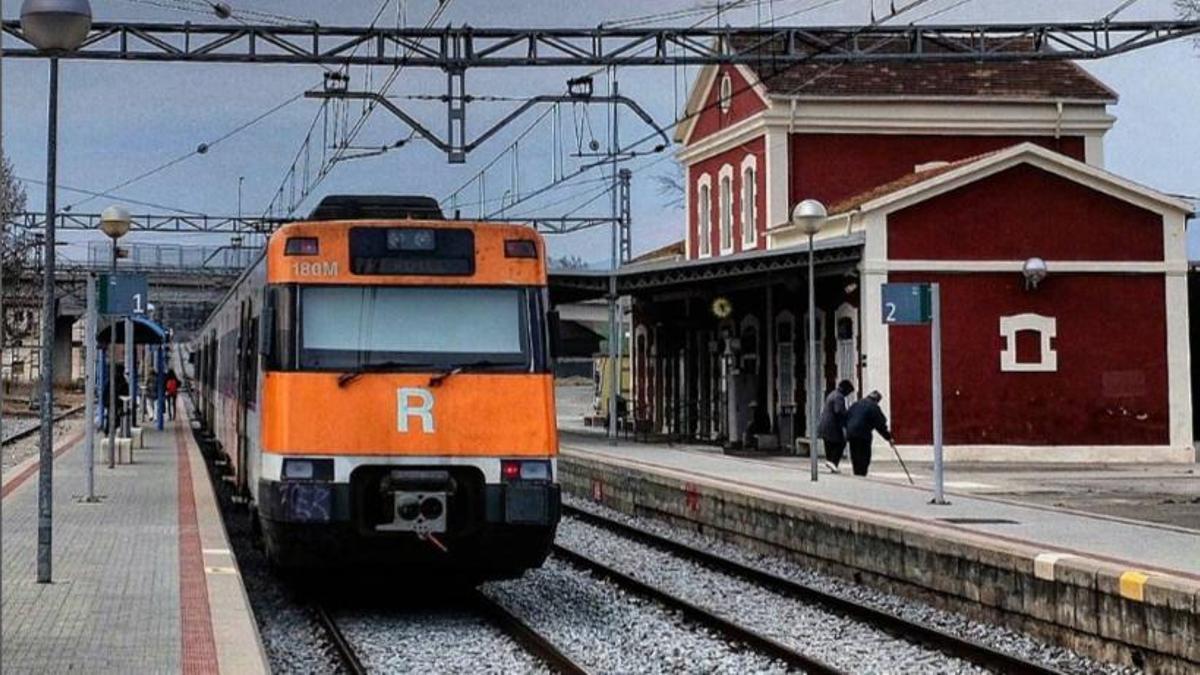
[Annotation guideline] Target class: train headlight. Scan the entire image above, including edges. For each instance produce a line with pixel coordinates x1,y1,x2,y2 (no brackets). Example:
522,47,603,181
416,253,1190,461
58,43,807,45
282,458,333,481
283,460,314,480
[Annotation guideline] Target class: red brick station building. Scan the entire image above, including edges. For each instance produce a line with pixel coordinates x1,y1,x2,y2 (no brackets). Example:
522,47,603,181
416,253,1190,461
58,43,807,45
552,44,1196,463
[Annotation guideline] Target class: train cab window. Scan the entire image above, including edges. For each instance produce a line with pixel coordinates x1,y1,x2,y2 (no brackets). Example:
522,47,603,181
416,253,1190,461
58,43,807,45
298,286,537,371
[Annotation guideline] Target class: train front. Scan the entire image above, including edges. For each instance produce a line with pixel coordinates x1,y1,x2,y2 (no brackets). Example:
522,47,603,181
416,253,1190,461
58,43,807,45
257,218,559,578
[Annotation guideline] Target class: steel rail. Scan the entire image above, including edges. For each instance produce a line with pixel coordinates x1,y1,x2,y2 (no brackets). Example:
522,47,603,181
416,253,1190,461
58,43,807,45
312,603,369,675
472,591,592,675
1,405,86,446
551,544,845,675
563,505,1063,675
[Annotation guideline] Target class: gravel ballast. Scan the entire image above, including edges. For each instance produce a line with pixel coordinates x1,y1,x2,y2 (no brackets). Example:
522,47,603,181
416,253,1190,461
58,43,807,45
564,496,1139,675
558,517,985,674
337,607,553,674
2,415,84,473
484,558,795,674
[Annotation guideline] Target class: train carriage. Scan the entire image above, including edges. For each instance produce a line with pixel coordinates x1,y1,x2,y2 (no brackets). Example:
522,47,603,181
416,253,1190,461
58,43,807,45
191,195,560,578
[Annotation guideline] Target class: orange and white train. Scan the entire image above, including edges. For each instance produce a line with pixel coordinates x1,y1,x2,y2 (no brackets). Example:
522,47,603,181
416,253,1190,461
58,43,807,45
189,195,560,577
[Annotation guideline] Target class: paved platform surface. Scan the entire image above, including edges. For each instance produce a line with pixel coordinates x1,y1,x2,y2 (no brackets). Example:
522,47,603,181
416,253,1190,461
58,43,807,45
560,430,1200,578
1,417,266,674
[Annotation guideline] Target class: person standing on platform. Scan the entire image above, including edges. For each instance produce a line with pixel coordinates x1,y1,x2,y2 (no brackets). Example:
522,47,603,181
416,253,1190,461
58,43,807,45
817,379,855,473
845,390,892,477
164,369,180,421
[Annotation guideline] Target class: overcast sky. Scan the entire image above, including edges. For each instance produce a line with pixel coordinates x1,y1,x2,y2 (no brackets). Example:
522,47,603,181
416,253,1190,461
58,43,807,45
2,0,1198,264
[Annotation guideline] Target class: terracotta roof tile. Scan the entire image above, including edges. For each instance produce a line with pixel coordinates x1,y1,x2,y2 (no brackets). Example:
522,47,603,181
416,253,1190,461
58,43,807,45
730,34,1117,101
828,149,1004,214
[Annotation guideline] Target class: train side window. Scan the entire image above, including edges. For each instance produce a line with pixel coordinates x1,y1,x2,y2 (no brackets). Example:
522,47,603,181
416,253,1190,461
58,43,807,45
262,285,297,371
247,316,259,405
259,287,275,361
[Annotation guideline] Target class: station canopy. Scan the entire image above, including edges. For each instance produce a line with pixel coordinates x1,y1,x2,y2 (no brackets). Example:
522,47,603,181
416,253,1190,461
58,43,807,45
96,315,169,345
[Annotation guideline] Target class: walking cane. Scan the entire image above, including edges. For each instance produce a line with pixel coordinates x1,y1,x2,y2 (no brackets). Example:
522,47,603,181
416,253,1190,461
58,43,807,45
887,440,916,485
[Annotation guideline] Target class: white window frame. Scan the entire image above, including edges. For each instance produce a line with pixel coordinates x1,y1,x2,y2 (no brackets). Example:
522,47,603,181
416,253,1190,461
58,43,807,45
718,163,734,255
740,154,758,248
1000,314,1058,372
718,73,732,114
697,173,712,258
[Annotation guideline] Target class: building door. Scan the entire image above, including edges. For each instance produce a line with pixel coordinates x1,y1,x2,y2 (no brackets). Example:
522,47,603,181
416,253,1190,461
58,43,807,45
775,311,797,448
835,303,859,403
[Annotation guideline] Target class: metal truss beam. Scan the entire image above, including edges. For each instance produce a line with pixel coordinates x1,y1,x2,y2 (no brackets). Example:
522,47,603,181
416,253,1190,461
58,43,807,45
12,211,616,236
3,21,1199,67
9,212,283,233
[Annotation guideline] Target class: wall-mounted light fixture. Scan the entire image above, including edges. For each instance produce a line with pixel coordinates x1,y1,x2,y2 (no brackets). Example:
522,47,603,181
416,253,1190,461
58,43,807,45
1022,257,1048,290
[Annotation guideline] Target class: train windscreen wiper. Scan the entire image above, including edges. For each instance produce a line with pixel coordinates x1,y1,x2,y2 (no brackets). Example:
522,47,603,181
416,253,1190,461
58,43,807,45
336,360,409,388
428,359,506,387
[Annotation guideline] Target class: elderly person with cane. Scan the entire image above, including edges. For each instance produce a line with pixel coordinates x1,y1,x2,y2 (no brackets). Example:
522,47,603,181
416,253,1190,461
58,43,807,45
845,390,892,477
817,380,854,473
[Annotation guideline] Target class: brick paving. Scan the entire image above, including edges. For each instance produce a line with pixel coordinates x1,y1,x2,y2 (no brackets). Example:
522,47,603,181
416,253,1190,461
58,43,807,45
1,427,182,673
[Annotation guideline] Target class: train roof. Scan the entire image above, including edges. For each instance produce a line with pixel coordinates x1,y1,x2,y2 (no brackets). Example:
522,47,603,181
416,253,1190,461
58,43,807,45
307,195,443,222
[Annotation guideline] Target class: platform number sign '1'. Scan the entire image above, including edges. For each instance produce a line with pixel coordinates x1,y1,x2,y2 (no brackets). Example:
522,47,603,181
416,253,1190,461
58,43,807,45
881,283,933,325
98,273,149,317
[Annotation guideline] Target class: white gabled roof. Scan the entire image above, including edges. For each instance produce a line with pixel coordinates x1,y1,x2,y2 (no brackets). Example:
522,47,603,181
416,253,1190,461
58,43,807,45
837,142,1194,218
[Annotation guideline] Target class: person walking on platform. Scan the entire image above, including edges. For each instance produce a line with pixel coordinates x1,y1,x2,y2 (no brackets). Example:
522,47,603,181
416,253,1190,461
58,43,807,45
817,379,855,473
845,390,892,477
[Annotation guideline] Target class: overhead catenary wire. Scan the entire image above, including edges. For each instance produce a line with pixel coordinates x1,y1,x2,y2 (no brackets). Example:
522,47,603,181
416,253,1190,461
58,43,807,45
15,177,207,216
63,91,305,212
907,0,975,24
448,0,772,223
1104,0,1145,23
262,0,457,218
502,0,938,222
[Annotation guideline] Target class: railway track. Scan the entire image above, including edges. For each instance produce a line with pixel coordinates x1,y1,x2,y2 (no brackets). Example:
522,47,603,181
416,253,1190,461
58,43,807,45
2,406,87,446
472,590,591,675
314,592,590,675
313,603,368,675
550,544,843,675
561,504,1062,675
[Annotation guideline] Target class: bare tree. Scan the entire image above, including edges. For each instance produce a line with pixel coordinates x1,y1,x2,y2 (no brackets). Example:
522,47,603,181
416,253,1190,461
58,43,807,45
1,153,38,352
1178,0,1200,18
653,165,686,210
550,254,589,270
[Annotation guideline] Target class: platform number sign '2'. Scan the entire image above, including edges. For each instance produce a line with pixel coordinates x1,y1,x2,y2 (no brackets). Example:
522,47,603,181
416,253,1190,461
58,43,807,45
881,283,933,325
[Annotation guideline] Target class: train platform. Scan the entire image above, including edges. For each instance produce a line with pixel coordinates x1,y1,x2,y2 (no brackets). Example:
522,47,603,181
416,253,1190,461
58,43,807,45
0,416,267,674
557,430,1200,672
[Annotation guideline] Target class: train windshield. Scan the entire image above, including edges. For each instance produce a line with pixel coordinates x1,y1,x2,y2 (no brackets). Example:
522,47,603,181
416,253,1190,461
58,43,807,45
297,286,537,370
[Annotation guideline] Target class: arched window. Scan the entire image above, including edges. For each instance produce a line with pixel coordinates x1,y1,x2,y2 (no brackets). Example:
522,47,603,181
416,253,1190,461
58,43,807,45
697,176,712,257
719,165,734,254
720,176,733,252
718,73,732,113
741,164,757,248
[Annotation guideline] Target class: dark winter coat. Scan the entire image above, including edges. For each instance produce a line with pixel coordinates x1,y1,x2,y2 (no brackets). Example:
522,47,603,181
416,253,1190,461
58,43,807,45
817,390,849,443
845,398,892,442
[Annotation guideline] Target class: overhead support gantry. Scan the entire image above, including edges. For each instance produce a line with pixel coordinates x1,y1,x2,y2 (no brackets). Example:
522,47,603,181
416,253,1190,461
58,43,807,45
3,20,1199,67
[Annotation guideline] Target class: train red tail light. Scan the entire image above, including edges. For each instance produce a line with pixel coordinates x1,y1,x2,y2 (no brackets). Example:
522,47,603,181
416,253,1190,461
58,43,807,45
501,459,551,481
501,461,521,480
504,239,538,259
285,237,319,256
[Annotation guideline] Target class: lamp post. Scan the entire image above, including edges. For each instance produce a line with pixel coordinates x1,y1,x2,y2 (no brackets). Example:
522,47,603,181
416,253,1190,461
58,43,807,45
792,199,827,483
22,0,93,584
100,206,130,470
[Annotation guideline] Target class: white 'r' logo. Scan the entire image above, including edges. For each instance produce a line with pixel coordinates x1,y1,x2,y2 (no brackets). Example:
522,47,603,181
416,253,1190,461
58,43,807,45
397,387,435,434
